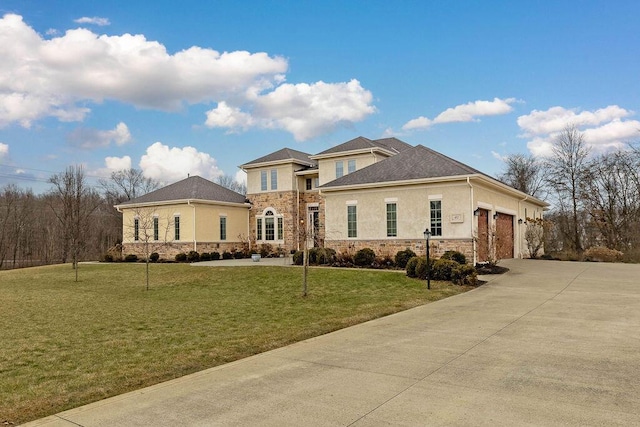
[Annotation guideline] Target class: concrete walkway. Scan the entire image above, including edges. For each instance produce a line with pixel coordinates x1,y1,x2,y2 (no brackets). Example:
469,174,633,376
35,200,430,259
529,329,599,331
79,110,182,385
24,260,640,426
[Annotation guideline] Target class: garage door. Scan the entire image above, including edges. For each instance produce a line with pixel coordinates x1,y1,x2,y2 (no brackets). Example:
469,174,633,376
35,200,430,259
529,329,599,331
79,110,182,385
495,212,514,259
477,209,490,262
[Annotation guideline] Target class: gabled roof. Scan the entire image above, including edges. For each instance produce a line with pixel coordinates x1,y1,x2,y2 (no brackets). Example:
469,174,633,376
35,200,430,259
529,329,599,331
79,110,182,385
240,147,316,168
321,144,484,188
116,176,247,207
312,136,413,158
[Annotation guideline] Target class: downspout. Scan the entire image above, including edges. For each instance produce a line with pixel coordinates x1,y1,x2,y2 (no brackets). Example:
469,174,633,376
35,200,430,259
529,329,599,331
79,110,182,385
467,177,476,265
188,200,196,252
518,195,529,259
296,174,300,251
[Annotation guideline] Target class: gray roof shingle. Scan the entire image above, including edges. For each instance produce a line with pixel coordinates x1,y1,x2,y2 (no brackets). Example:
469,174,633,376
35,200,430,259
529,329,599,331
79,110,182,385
241,148,316,167
314,136,413,156
321,144,484,188
117,176,247,206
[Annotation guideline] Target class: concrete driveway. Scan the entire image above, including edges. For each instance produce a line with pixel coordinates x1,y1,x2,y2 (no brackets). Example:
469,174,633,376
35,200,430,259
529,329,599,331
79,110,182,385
25,259,640,426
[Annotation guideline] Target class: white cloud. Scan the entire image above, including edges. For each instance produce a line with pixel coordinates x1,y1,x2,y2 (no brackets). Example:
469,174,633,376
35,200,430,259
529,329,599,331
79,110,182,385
517,105,631,136
105,155,132,171
74,17,111,26
45,28,58,36
0,142,8,159
519,105,639,157
491,150,507,162
68,122,132,149
402,98,516,131
205,79,375,141
0,14,287,126
139,142,223,183
234,169,247,186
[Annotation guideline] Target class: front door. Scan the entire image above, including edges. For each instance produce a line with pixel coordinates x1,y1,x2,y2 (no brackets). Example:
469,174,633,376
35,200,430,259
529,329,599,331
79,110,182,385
307,206,320,247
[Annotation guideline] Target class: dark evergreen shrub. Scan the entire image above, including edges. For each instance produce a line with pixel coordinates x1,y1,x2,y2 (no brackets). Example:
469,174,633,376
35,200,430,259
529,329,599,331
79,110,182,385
149,252,160,262
441,250,467,265
186,250,200,262
124,254,138,263
211,251,221,260
175,252,187,262
432,258,459,280
103,254,114,262
406,256,420,278
452,264,478,285
395,248,417,269
200,252,211,261
354,248,376,266
222,251,233,260
293,250,304,265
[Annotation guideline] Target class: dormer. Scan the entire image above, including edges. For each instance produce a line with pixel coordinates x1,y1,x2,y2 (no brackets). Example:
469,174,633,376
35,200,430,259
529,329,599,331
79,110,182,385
240,148,316,194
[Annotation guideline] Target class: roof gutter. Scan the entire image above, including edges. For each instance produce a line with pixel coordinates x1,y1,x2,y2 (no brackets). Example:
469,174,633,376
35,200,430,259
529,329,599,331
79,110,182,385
467,177,476,265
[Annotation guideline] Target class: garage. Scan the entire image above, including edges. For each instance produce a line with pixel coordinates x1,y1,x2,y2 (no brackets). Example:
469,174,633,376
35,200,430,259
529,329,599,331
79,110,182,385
495,212,514,259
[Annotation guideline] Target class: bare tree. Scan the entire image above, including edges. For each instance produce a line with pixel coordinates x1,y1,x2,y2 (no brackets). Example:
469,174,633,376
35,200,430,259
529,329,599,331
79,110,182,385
99,169,159,204
545,125,590,253
498,153,546,198
216,174,247,195
48,166,102,281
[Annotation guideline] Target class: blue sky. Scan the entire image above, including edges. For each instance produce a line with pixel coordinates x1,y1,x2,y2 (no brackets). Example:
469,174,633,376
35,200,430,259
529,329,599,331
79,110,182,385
1,1,639,193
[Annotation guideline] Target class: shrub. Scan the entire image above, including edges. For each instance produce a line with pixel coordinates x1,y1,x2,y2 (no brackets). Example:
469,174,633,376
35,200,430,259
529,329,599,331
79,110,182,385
415,257,430,280
103,254,114,262
222,251,233,260
406,256,420,278
584,246,623,263
200,252,211,261
395,248,417,269
308,247,337,265
293,250,304,265
354,248,376,266
334,251,354,267
432,258,459,281
375,255,395,269
175,252,187,262
186,250,200,262
233,250,245,259
451,264,478,286
211,251,221,260
259,243,273,258
441,250,466,265
124,254,138,263
149,252,160,262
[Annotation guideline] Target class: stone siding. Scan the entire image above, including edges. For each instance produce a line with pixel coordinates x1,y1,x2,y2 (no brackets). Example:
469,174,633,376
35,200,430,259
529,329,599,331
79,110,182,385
122,241,246,260
325,238,474,262
247,191,299,253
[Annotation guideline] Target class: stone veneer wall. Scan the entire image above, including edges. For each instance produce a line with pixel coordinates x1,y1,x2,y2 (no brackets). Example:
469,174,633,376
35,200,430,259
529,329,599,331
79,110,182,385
325,238,474,263
299,191,325,247
247,191,299,253
122,241,245,260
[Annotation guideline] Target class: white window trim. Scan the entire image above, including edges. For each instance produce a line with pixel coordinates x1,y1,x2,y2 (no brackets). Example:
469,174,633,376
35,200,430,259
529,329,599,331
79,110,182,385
256,207,284,242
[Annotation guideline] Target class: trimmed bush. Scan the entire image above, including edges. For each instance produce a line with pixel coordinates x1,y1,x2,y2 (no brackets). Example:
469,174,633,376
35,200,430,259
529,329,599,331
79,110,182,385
395,248,417,269
452,264,478,286
432,258,459,281
354,248,376,266
441,250,466,265
222,251,233,260
186,251,200,262
175,252,187,262
211,251,221,260
149,252,160,262
406,256,420,278
308,247,337,265
415,257,430,280
233,250,245,259
293,250,304,265
124,254,138,263
103,254,114,262
200,252,211,261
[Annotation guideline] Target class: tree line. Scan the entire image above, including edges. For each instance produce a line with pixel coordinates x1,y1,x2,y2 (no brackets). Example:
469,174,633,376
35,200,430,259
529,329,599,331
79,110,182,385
499,125,640,259
0,168,245,270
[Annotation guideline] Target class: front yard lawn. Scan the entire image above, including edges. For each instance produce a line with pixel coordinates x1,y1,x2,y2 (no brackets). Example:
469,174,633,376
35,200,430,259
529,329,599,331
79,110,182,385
0,263,472,424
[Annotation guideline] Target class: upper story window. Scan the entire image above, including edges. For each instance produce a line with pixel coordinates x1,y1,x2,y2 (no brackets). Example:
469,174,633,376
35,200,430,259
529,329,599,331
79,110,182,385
314,177,319,188
348,159,356,174
336,161,344,178
430,200,442,237
306,178,312,190
260,171,267,191
270,169,278,190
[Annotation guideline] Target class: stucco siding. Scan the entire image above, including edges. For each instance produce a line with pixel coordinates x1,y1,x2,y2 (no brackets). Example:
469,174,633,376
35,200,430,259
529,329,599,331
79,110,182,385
246,164,297,194
317,152,383,186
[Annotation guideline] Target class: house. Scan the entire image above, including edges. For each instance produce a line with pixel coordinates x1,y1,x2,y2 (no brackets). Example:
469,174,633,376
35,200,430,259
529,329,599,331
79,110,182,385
115,176,251,259
118,136,548,263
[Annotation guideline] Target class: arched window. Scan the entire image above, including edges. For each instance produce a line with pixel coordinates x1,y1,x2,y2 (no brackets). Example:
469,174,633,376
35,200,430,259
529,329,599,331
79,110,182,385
256,208,284,242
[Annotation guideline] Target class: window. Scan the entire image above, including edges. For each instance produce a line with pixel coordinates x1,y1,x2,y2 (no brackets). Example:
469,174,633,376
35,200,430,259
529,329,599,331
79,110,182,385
220,216,227,241
134,218,139,241
386,203,397,237
336,161,344,178
174,216,180,240
153,217,159,241
430,200,442,236
265,211,275,241
261,171,267,191
347,205,357,238
277,217,283,240
257,218,263,240
270,169,278,190
314,177,319,188
306,178,312,190
348,159,356,174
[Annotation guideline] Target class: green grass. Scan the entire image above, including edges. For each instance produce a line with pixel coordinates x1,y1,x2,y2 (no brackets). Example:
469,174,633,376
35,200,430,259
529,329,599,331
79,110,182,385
0,263,472,424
